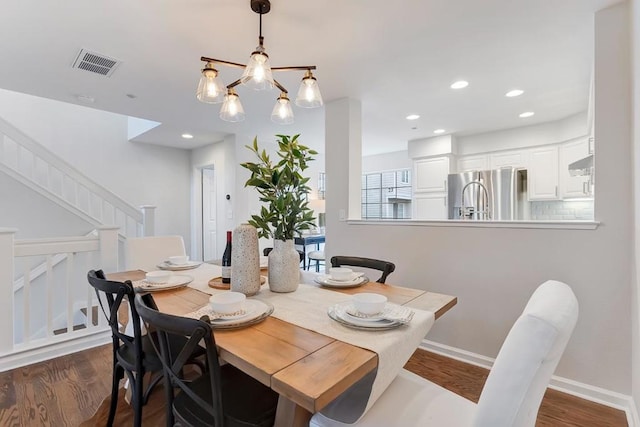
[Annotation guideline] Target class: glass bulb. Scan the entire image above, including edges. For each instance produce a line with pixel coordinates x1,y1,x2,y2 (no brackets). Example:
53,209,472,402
295,72,323,108
271,93,294,125
220,91,245,122
196,63,225,104
241,47,275,90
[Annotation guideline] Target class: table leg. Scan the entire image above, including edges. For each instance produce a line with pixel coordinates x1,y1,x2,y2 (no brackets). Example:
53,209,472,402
275,396,312,427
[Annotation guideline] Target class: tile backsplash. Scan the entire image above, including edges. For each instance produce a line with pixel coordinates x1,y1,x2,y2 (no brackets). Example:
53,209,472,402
529,200,594,220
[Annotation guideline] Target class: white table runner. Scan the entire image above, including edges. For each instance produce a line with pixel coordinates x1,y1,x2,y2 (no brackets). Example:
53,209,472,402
186,263,435,422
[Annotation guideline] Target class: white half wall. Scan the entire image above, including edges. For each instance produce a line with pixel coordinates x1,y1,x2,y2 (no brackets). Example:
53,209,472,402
325,3,632,394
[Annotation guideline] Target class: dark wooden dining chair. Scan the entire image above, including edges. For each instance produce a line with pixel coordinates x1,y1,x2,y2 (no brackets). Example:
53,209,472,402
87,270,205,427
330,256,396,283
134,293,279,427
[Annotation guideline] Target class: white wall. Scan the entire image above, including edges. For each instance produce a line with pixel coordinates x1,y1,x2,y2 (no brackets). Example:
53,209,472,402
456,111,588,155
325,3,631,394
0,88,192,249
631,0,640,416
362,150,411,173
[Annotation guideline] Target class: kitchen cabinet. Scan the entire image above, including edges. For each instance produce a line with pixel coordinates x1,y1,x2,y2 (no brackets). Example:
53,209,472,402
559,138,591,198
489,150,529,170
413,193,447,220
457,155,487,172
414,157,450,192
528,146,559,200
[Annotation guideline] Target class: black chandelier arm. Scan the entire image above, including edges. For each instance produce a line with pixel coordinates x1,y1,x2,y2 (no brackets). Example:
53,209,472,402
272,79,288,94
200,56,316,73
226,79,243,89
271,65,317,72
200,56,246,69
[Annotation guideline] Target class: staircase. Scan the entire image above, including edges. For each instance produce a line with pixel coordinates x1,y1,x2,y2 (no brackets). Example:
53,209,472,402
0,116,154,238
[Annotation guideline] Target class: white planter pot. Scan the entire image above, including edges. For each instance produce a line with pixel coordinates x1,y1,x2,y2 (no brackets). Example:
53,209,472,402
268,239,300,293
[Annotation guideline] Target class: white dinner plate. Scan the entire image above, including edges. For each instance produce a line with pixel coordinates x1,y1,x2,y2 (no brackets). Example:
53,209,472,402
327,303,402,330
157,260,202,271
314,274,369,288
186,299,274,329
134,274,194,292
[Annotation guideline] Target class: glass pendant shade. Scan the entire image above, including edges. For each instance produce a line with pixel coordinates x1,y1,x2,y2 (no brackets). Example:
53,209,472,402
295,72,323,108
271,93,294,125
241,48,275,91
219,90,245,122
196,63,225,104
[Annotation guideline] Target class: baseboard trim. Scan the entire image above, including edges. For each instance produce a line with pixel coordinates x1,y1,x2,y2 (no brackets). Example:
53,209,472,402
0,330,111,372
420,339,636,426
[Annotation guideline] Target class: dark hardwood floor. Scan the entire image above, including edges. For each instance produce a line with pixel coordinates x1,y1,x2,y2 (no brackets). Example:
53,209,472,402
0,345,628,426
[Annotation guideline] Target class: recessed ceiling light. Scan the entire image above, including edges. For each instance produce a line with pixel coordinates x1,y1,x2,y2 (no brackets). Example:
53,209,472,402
406,114,420,120
505,89,524,97
433,129,446,134
519,112,535,118
450,80,469,89
181,133,194,139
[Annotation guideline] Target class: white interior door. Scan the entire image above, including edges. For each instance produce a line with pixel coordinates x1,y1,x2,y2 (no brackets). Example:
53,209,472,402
202,167,217,261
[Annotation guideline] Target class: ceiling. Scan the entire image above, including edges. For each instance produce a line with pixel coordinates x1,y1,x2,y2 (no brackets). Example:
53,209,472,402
0,0,621,156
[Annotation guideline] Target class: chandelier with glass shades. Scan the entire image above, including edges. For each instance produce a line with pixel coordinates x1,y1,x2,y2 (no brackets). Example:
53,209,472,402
196,0,323,124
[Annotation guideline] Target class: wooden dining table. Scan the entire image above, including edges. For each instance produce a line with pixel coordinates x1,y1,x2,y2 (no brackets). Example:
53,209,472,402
109,269,456,427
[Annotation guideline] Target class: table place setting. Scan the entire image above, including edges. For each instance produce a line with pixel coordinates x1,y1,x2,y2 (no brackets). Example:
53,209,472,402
314,267,369,288
156,255,202,271
183,291,274,329
133,270,194,292
327,293,415,330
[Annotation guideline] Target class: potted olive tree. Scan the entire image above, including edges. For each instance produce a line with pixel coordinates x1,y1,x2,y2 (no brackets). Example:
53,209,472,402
240,134,317,292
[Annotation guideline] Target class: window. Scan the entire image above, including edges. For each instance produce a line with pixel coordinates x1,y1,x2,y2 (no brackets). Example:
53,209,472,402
361,169,412,219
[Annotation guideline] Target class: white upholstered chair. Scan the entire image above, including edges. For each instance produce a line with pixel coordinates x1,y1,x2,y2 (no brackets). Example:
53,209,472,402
125,235,186,271
310,280,579,427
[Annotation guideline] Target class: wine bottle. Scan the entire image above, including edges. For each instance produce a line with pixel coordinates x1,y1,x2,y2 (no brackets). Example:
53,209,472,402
221,231,232,284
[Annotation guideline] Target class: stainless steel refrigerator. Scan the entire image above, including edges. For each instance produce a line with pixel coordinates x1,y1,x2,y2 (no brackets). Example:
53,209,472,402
447,168,528,220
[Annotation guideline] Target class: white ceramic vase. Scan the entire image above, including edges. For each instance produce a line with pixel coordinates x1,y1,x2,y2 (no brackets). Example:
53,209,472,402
230,223,261,296
268,239,300,293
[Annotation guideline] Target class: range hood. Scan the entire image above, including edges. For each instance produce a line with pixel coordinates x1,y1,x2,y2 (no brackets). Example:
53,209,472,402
568,154,593,177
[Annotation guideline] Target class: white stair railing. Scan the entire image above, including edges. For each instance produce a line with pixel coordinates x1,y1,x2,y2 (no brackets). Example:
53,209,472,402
0,226,119,372
0,116,155,238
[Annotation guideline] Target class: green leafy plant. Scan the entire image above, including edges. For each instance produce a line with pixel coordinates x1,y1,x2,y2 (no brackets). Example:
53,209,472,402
240,134,318,241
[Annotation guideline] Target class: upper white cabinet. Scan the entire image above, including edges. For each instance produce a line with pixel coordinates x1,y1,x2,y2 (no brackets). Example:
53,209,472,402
457,155,487,172
559,138,591,198
489,150,529,170
528,146,559,200
414,157,450,193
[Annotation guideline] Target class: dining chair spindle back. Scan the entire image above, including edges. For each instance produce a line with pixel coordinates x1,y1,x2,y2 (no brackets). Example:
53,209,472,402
134,294,279,427
330,256,396,283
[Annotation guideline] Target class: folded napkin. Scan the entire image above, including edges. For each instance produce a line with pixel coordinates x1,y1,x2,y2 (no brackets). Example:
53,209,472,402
345,302,415,324
184,305,245,320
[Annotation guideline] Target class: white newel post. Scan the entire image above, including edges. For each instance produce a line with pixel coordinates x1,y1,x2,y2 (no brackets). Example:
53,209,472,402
140,205,156,237
98,226,119,273
0,228,18,354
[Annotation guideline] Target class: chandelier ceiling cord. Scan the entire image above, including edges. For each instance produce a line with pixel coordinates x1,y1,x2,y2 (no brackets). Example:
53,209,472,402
196,0,323,124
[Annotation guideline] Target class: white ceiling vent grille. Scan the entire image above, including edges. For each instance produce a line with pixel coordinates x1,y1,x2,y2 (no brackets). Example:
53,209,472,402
72,49,121,77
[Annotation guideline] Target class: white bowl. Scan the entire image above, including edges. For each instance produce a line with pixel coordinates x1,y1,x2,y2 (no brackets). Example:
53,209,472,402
145,270,171,284
329,267,354,281
209,292,246,314
169,255,189,265
352,293,388,315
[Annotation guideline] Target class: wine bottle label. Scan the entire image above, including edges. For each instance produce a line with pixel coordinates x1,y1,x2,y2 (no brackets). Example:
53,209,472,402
221,266,231,279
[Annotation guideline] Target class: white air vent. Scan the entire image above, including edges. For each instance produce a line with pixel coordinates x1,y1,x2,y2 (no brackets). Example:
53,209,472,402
72,49,121,77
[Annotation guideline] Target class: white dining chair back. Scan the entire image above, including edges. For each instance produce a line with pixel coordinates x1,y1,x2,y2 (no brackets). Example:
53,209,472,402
309,280,579,427
125,235,186,271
